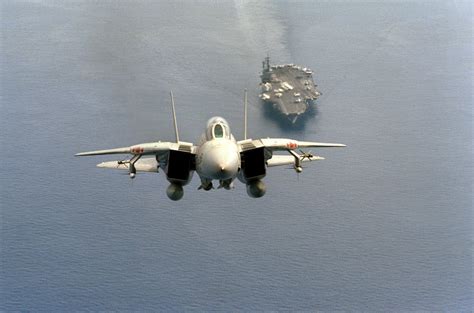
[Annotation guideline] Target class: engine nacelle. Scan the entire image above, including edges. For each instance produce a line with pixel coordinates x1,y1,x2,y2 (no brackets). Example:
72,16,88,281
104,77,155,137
166,183,184,201
239,147,266,183
165,150,194,185
246,180,266,198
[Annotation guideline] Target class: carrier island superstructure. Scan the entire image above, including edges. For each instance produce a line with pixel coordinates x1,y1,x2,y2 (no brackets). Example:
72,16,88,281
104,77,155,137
259,56,321,124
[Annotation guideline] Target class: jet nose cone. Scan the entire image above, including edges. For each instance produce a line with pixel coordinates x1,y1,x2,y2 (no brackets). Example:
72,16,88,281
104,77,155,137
214,161,237,179
208,152,239,180
198,141,240,180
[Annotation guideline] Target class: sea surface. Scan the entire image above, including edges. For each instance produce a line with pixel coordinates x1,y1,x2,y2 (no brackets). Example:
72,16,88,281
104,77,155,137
1,0,472,311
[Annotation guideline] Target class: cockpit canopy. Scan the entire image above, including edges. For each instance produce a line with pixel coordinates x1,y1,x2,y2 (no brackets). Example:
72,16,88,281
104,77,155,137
206,116,231,140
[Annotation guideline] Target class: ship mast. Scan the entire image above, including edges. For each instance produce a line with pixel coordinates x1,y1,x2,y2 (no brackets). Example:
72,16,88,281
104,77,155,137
263,55,270,72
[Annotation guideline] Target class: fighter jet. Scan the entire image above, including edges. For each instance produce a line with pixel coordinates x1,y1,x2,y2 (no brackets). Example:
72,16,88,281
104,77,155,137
76,91,345,201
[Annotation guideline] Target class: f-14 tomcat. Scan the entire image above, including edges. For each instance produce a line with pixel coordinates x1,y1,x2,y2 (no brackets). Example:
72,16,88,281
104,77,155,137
76,92,345,201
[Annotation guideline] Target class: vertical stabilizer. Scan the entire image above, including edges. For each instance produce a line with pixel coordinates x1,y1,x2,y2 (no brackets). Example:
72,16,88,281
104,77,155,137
244,89,248,140
170,91,180,143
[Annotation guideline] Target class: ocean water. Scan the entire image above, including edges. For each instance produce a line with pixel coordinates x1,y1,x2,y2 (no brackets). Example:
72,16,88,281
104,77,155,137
1,0,472,311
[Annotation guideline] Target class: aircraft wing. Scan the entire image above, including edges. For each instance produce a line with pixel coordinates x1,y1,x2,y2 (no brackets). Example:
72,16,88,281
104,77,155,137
238,138,346,152
97,157,159,173
267,154,324,167
75,141,195,156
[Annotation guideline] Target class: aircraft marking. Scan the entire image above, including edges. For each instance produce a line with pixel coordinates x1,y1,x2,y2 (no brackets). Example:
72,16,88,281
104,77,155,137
286,142,298,149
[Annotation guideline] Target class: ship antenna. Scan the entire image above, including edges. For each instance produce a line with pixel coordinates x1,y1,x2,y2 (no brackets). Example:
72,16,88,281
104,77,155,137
170,90,180,143
244,89,248,140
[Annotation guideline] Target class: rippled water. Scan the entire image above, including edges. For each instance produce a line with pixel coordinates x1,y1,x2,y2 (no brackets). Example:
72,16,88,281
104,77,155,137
1,1,472,311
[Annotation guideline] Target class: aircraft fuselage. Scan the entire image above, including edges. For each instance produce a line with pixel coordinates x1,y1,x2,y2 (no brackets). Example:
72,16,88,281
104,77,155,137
194,117,240,190
196,138,240,180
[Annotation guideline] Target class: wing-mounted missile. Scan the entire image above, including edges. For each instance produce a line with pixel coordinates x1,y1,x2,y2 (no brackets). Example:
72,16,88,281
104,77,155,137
286,149,325,173
97,157,160,177
299,149,315,161
118,154,142,179
266,152,324,168
288,149,304,173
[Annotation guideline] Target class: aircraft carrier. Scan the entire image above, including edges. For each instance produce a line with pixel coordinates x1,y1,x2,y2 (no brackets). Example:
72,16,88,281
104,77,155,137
259,56,321,124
